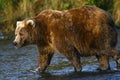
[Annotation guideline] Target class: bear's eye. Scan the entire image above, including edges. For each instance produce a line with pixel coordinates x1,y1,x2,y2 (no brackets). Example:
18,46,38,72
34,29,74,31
19,33,24,36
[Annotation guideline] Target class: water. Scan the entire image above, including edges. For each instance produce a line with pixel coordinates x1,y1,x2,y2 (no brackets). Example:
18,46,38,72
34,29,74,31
0,33,120,80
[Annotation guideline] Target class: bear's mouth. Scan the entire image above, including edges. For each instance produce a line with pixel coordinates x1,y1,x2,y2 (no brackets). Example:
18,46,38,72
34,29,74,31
14,41,29,49
21,41,29,47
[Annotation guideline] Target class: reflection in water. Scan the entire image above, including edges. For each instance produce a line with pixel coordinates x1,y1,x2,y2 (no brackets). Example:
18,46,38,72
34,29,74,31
0,33,120,80
39,71,120,80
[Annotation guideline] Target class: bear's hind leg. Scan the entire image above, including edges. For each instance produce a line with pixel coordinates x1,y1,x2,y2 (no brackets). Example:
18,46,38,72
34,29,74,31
108,49,120,68
96,55,110,70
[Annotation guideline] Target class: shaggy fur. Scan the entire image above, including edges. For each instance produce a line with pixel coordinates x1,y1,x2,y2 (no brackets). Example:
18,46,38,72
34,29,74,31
13,6,120,72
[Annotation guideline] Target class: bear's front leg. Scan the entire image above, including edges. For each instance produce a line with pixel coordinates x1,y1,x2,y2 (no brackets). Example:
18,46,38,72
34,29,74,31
37,45,54,73
38,52,53,73
63,47,82,72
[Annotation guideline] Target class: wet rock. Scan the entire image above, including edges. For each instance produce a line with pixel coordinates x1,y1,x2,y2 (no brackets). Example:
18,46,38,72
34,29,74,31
0,31,12,40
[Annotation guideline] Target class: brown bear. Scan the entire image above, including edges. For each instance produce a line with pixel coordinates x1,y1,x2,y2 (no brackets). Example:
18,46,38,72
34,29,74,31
13,5,120,72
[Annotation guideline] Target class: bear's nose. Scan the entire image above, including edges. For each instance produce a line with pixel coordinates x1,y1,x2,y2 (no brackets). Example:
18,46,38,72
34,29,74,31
13,41,17,46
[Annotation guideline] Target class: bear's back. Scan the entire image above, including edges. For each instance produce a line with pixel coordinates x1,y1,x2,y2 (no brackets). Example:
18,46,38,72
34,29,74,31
34,6,117,55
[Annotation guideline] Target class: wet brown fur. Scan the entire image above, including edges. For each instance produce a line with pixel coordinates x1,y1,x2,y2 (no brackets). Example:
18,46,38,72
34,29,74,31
20,6,119,72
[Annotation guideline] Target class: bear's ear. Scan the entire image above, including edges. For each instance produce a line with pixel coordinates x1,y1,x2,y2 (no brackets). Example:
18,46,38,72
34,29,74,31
26,19,35,28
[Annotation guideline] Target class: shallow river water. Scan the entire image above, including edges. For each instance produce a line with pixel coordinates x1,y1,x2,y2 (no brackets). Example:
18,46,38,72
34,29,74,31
0,32,120,80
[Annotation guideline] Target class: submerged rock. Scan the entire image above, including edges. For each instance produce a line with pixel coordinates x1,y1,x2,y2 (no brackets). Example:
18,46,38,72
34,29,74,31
0,31,3,36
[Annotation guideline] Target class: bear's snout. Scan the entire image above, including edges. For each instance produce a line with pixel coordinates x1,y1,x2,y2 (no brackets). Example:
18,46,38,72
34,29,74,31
13,41,17,46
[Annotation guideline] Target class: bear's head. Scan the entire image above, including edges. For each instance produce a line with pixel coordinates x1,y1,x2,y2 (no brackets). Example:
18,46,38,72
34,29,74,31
13,19,35,48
